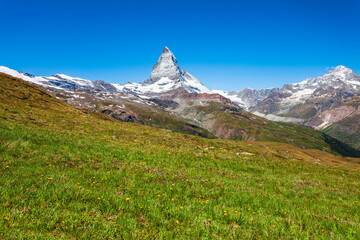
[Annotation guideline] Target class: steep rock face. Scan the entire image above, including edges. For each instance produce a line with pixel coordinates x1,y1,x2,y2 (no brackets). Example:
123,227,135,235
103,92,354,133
251,66,360,120
145,47,183,84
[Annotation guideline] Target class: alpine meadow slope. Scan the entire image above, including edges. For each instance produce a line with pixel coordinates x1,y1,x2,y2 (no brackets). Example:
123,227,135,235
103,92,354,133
1,72,360,239
148,88,360,157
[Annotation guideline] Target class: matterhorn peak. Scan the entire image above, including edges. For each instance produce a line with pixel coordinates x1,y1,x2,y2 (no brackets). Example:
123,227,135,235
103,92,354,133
145,47,180,84
162,46,171,54
160,46,175,58
118,47,209,94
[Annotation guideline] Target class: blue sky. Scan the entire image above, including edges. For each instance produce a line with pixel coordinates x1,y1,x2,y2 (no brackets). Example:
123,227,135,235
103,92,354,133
0,0,359,90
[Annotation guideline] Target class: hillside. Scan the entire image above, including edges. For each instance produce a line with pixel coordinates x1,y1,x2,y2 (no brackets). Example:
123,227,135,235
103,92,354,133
314,95,360,150
43,86,215,139
23,75,360,157
151,89,360,157
1,73,360,239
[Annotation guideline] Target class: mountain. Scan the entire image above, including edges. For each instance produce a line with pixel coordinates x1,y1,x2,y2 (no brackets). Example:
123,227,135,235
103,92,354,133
1,72,360,239
114,47,210,94
250,65,360,121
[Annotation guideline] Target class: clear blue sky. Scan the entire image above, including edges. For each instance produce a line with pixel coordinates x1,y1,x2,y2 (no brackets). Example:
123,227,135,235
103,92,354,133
0,0,359,90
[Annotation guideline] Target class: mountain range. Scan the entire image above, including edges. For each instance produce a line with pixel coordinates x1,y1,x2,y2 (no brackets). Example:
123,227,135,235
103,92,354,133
1,47,359,150
2,68,360,239
0,47,276,109
250,65,360,149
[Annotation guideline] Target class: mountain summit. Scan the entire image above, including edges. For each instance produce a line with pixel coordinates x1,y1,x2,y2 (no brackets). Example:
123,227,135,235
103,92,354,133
115,47,210,94
322,65,358,81
145,47,182,84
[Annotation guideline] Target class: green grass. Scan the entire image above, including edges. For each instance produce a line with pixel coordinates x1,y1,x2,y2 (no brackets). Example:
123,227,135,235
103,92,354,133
1,73,360,239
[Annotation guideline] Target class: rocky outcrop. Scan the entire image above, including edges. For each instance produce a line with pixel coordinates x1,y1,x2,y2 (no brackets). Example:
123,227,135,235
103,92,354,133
101,109,144,124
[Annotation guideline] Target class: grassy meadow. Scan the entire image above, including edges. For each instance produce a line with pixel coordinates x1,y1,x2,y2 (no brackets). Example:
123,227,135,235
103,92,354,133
1,73,360,239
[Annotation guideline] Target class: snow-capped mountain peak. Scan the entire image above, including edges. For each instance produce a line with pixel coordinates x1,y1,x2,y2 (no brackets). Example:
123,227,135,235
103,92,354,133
251,65,360,121
297,65,359,88
162,46,171,54
145,46,181,84
115,47,210,94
